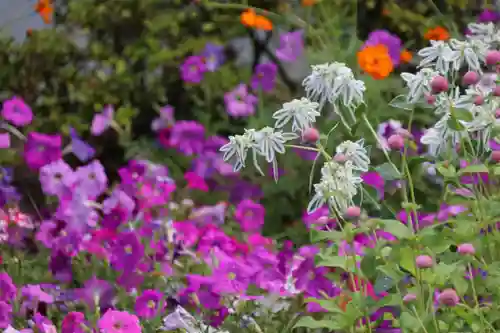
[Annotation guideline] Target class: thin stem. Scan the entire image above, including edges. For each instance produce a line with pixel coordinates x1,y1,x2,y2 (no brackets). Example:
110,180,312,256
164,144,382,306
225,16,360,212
0,123,26,141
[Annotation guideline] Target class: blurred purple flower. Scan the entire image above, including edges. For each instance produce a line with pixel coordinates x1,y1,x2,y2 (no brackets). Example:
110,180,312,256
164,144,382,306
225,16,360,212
210,254,254,294
224,84,258,118
0,133,10,149
234,199,265,233
363,30,402,65
69,128,95,163
102,189,135,230
169,121,205,156
111,232,144,272
39,160,75,197
24,132,62,170
151,105,175,132
98,310,141,333
91,105,114,136
201,43,226,71
362,171,385,199
74,160,108,198
377,120,402,151
77,276,114,309
478,9,500,23
302,205,337,230
1,97,33,127
180,56,207,84
189,202,227,225
251,62,278,92
0,302,12,329
61,312,88,333
135,289,163,319
0,273,16,303
275,30,304,62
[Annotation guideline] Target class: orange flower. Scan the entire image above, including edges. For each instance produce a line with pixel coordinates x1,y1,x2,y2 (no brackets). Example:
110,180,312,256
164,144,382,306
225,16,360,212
357,44,394,80
424,26,450,41
240,9,272,31
400,49,413,63
34,0,53,24
302,0,316,6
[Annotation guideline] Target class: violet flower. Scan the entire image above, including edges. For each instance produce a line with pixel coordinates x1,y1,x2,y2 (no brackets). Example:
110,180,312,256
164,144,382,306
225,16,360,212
0,273,16,303
69,128,95,163
111,232,144,272
1,96,33,127
251,62,278,92
90,105,114,136
74,160,108,199
180,55,207,84
135,289,163,319
23,132,62,170
76,276,114,309
275,30,304,62
168,121,205,156
39,159,75,197
224,84,258,117
234,199,265,233
0,133,10,149
98,310,141,333
201,43,226,71
478,9,500,23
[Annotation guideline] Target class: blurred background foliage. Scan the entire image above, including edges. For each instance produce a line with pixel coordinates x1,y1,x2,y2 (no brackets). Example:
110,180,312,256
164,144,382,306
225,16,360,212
0,0,494,240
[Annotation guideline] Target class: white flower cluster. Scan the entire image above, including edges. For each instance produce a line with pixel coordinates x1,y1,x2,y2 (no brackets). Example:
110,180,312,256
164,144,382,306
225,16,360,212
221,61,369,213
396,21,500,157
307,140,369,214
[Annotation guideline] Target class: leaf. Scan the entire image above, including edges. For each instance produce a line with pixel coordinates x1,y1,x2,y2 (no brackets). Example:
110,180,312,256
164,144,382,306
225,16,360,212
389,94,414,110
374,274,396,294
376,219,413,239
375,163,402,181
436,163,456,178
457,164,489,176
399,247,417,276
310,229,344,243
293,316,341,330
451,274,469,295
400,312,421,331
360,253,378,279
316,255,347,270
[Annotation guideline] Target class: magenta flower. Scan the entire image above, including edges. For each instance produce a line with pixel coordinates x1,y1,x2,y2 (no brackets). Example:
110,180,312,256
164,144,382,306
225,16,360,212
77,276,114,309
135,289,163,319
251,62,278,92
275,30,304,62
111,232,144,272
61,312,88,333
183,274,222,309
32,313,55,333
363,30,402,65
184,171,209,192
0,133,10,149
210,254,255,294
39,160,75,197
23,132,62,170
173,221,199,247
168,121,205,156
302,205,336,230
91,105,114,136
234,199,265,233
224,84,258,117
180,56,207,83
361,171,385,199
189,202,227,225
102,189,135,230
478,9,500,23
0,273,16,303
151,105,175,132
98,310,141,333
1,97,33,127
0,302,11,329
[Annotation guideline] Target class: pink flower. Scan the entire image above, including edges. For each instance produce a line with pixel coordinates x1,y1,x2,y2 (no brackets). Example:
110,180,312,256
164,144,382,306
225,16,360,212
184,171,208,192
0,133,10,149
234,199,265,233
1,97,33,127
91,105,114,136
98,310,141,333
224,84,258,118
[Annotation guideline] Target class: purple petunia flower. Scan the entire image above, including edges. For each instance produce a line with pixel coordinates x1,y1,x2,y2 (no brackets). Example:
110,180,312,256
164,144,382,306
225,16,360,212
91,105,114,136
111,232,144,272
69,128,95,163
183,274,221,309
98,310,141,333
23,132,62,170
102,189,135,229
478,9,500,23
180,56,207,84
275,30,304,62
151,105,175,132
251,62,278,92
1,97,33,127
201,43,226,71
74,160,108,198
361,171,385,199
234,199,265,233
168,121,205,156
224,84,258,118
0,301,11,329
39,159,75,197
363,30,402,66
135,289,163,319
77,276,114,309
61,312,88,333
0,133,10,149
0,273,16,303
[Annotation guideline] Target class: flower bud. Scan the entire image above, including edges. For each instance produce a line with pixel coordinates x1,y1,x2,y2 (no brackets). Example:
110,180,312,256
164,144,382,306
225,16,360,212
486,50,500,66
491,150,500,163
302,127,320,143
437,288,459,306
334,153,347,163
416,255,434,268
431,75,449,94
345,206,361,218
474,95,484,105
403,293,417,303
425,93,436,105
388,134,405,150
457,243,475,255
493,85,500,97
462,71,479,85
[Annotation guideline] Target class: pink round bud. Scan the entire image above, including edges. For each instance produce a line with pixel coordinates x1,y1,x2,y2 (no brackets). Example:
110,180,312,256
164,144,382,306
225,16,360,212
431,75,449,94
474,95,484,106
415,255,434,268
457,243,475,255
425,93,436,105
495,108,500,118
491,150,500,163
486,50,500,66
388,134,405,150
345,206,361,218
462,71,479,86
302,127,320,143
403,293,417,303
334,154,347,163
493,85,500,97
437,288,459,307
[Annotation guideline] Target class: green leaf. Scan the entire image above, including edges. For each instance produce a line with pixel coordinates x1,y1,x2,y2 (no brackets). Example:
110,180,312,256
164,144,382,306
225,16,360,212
400,312,421,331
360,252,378,279
316,255,348,270
293,316,341,330
447,114,466,131
376,219,413,239
451,273,469,295
436,163,456,178
399,247,417,276
310,229,344,243
453,108,474,122
457,164,489,175
389,94,414,110
375,163,402,181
